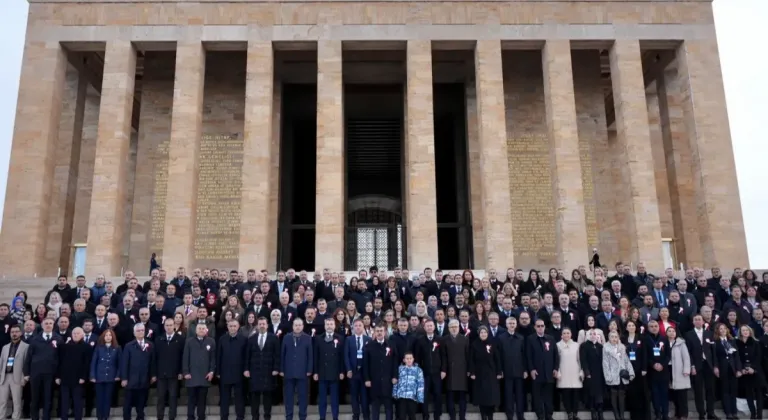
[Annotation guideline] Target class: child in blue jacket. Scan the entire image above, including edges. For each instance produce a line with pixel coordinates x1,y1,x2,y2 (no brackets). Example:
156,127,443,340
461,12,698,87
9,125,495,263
392,352,424,420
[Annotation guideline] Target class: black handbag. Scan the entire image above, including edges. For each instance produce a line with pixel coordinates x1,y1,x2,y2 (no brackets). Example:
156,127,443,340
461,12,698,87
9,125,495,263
619,369,630,380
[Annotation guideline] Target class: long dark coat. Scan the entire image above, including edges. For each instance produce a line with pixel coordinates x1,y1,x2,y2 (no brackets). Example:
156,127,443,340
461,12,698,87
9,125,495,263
363,339,399,398
182,336,216,388
736,337,766,388
579,340,604,400
468,338,502,407
442,334,469,391
246,333,281,392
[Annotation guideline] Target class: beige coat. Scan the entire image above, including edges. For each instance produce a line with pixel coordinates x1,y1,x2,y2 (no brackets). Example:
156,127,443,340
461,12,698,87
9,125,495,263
669,338,691,390
556,340,583,388
0,341,28,385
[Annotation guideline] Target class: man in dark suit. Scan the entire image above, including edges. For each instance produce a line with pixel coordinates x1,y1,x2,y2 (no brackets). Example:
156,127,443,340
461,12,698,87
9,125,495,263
685,314,716,420
364,325,399,420
217,320,247,420
23,318,61,420
120,323,157,420
501,317,527,420
344,320,371,420
595,300,618,335
526,319,559,420
413,320,445,420
280,319,313,420
155,318,184,420
246,317,281,420
313,318,345,420
644,320,671,420
182,324,216,420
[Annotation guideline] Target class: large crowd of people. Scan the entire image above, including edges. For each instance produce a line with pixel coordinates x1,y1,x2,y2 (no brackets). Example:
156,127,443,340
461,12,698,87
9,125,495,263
1,263,767,420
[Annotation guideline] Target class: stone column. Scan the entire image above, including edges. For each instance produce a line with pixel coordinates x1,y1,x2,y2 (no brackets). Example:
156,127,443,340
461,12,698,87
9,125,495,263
542,40,589,269
608,40,663,271
474,40,515,269
315,41,344,271
85,41,137,277
404,40,439,271
45,66,87,276
0,42,67,276
656,69,703,267
675,39,748,267
239,41,274,271
162,42,206,270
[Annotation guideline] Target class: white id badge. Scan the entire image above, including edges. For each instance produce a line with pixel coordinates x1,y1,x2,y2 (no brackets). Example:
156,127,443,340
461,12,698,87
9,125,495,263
653,347,661,357
6,357,13,367
629,351,636,361
357,349,363,359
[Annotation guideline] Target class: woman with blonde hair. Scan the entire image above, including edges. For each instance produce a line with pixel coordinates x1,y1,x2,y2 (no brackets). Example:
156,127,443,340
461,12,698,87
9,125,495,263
736,324,765,419
603,330,634,420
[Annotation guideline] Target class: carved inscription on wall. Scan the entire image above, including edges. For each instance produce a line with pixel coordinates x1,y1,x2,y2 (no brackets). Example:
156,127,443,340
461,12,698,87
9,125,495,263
507,133,556,258
149,138,170,255
579,135,599,248
194,134,244,262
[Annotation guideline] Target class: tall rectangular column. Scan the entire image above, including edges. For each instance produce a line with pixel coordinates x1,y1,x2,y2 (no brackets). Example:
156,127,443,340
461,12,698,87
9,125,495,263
85,41,137,277
675,39,748,267
315,41,344,270
45,66,87,276
0,42,67,276
474,40,515,269
542,40,589,269
405,40,438,271
609,40,663,271
162,42,206,270
239,41,274,271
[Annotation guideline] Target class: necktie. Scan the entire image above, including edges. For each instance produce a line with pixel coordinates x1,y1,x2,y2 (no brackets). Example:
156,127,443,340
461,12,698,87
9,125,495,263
657,291,664,306
45,334,50,341
259,334,264,350
357,336,361,351
168,335,173,342
438,325,443,335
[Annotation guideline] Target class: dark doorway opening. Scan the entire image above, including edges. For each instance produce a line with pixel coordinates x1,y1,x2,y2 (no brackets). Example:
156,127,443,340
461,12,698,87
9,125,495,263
277,84,317,270
344,85,405,271
434,83,473,269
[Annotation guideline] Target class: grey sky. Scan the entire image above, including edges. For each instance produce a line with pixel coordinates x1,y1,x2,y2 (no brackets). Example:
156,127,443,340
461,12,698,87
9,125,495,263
0,0,765,268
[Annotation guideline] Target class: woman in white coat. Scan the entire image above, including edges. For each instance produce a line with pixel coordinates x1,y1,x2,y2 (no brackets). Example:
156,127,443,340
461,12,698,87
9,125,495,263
667,326,691,420
556,328,583,420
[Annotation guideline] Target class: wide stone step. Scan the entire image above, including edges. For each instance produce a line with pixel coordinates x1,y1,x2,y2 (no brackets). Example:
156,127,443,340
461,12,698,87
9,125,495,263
46,410,765,420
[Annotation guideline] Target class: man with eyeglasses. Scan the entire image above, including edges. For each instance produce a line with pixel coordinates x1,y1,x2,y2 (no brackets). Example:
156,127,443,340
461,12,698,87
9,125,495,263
526,320,559,420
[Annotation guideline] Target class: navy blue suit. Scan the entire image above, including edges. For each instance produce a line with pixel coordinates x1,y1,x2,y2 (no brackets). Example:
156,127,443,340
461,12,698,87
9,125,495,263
120,340,157,420
24,333,63,420
344,335,371,420
281,333,313,420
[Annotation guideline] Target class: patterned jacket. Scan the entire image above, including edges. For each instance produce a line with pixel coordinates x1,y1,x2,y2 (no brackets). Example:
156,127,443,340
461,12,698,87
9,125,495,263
392,364,425,403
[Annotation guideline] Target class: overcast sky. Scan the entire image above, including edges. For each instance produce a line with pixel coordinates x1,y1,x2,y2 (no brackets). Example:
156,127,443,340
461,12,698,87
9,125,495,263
0,0,764,268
